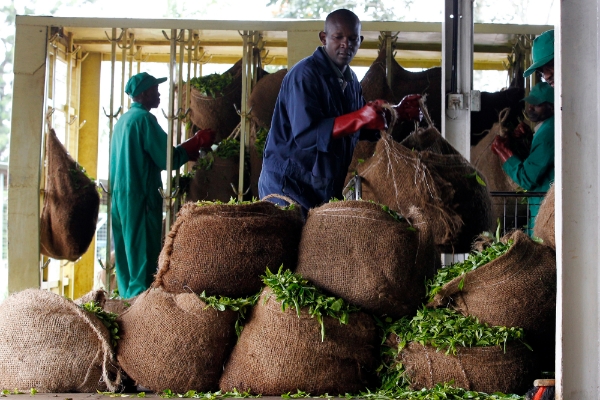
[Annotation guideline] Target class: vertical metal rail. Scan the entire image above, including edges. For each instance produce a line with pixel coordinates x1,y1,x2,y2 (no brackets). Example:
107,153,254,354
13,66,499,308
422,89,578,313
384,31,392,88
102,28,122,293
127,33,135,110
120,29,128,115
163,29,178,234
237,31,253,201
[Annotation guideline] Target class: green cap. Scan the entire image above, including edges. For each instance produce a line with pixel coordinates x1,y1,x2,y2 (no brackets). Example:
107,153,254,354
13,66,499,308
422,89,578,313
522,82,554,105
523,30,554,77
125,72,167,97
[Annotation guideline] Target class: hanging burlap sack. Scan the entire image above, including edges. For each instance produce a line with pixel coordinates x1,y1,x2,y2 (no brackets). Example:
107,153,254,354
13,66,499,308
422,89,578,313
399,342,535,394
188,154,240,202
117,288,238,393
249,68,287,129
347,128,462,250
533,185,555,249
296,201,438,319
360,51,395,104
154,198,303,297
428,230,556,336
402,124,493,253
186,60,243,143
344,140,378,188
219,287,378,395
0,289,121,392
40,129,100,261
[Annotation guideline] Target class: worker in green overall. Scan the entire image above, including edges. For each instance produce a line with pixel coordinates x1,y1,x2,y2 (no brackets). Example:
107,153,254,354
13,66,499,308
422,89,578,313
492,82,554,234
110,72,215,298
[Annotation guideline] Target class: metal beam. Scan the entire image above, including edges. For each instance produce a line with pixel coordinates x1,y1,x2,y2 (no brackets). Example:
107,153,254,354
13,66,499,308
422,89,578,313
556,1,600,398
8,23,48,293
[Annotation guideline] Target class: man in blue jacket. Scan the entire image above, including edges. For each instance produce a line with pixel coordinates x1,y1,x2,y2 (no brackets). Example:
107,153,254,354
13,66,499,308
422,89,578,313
110,72,215,298
259,9,421,214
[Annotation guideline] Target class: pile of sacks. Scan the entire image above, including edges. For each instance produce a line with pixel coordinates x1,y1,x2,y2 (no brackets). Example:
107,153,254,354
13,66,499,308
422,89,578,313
0,193,556,395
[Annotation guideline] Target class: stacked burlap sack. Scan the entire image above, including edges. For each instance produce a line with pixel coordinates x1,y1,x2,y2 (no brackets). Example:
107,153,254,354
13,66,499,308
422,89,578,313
115,198,304,393
385,229,556,393
533,185,555,249
346,106,493,253
0,289,121,392
296,200,438,319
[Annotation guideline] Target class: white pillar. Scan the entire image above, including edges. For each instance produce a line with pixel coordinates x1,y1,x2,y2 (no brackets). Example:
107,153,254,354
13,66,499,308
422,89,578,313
7,20,48,293
441,0,473,159
556,1,600,399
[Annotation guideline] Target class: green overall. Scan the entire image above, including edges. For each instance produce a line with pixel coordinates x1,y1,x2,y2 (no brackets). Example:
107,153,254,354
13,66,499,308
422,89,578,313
503,116,554,234
110,102,188,298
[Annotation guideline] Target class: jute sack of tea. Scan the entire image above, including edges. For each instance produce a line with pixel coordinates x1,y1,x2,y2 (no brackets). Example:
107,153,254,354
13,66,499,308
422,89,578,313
401,113,493,253
248,68,287,129
296,201,438,319
428,230,556,336
40,129,100,261
343,139,377,188
75,289,137,316
117,288,238,393
347,121,462,250
186,60,242,143
533,185,555,250
188,153,241,202
220,287,378,395
154,198,303,297
399,341,535,394
0,289,121,392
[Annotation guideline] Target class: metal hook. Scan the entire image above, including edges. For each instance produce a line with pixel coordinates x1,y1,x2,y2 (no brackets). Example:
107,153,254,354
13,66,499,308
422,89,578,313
98,181,110,194
41,259,51,270
233,103,253,118
158,186,180,200
117,32,135,50
178,108,191,120
48,32,61,48
104,29,126,43
230,182,251,197
162,29,185,42
67,115,78,125
78,120,87,130
185,32,200,51
98,257,115,271
161,108,182,121
194,52,213,65
103,106,122,118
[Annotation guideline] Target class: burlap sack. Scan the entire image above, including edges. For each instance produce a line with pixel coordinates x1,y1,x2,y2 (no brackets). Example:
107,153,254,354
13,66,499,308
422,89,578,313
220,288,379,395
249,68,287,129
154,199,303,297
117,288,238,393
533,185,555,249
187,60,243,143
296,201,437,318
0,289,121,392
402,126,493,253
399,341,535,394
188,155,240,202
344,140,377,188
348,131,462,250
428,230,556,336
40,129,100,261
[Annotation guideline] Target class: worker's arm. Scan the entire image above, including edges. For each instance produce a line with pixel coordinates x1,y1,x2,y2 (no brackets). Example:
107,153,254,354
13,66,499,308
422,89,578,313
501,118,555,190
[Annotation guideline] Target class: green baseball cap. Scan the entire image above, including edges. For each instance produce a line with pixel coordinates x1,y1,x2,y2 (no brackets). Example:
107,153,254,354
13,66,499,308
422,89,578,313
125,72,167,97
522,82,554,105
523,30,554,77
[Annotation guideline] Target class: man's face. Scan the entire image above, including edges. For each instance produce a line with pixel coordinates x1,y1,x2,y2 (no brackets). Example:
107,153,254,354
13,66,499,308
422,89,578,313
142,85,161,109
539,60,554,87
526,102,554,123
318,17,363,70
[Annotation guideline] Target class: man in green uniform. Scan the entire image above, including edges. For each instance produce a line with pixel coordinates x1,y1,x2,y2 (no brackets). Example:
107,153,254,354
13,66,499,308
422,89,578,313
110,72,215,298
491,82,554,233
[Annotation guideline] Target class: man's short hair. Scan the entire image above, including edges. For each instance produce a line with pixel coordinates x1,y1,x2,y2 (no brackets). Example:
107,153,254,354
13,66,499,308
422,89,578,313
324,9,361,31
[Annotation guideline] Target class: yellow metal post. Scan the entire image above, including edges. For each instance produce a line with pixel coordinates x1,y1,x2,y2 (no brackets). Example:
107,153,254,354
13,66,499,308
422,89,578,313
73,52,101,299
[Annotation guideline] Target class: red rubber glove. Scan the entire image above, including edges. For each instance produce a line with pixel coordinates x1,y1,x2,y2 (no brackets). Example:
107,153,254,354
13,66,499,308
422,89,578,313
512,122,532,139
491,135,514,163
181,128,216,161
332,101,388,139
392,94,423,122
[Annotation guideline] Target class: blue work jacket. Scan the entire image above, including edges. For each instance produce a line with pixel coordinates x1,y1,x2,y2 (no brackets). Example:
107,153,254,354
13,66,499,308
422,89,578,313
259,47,366,212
